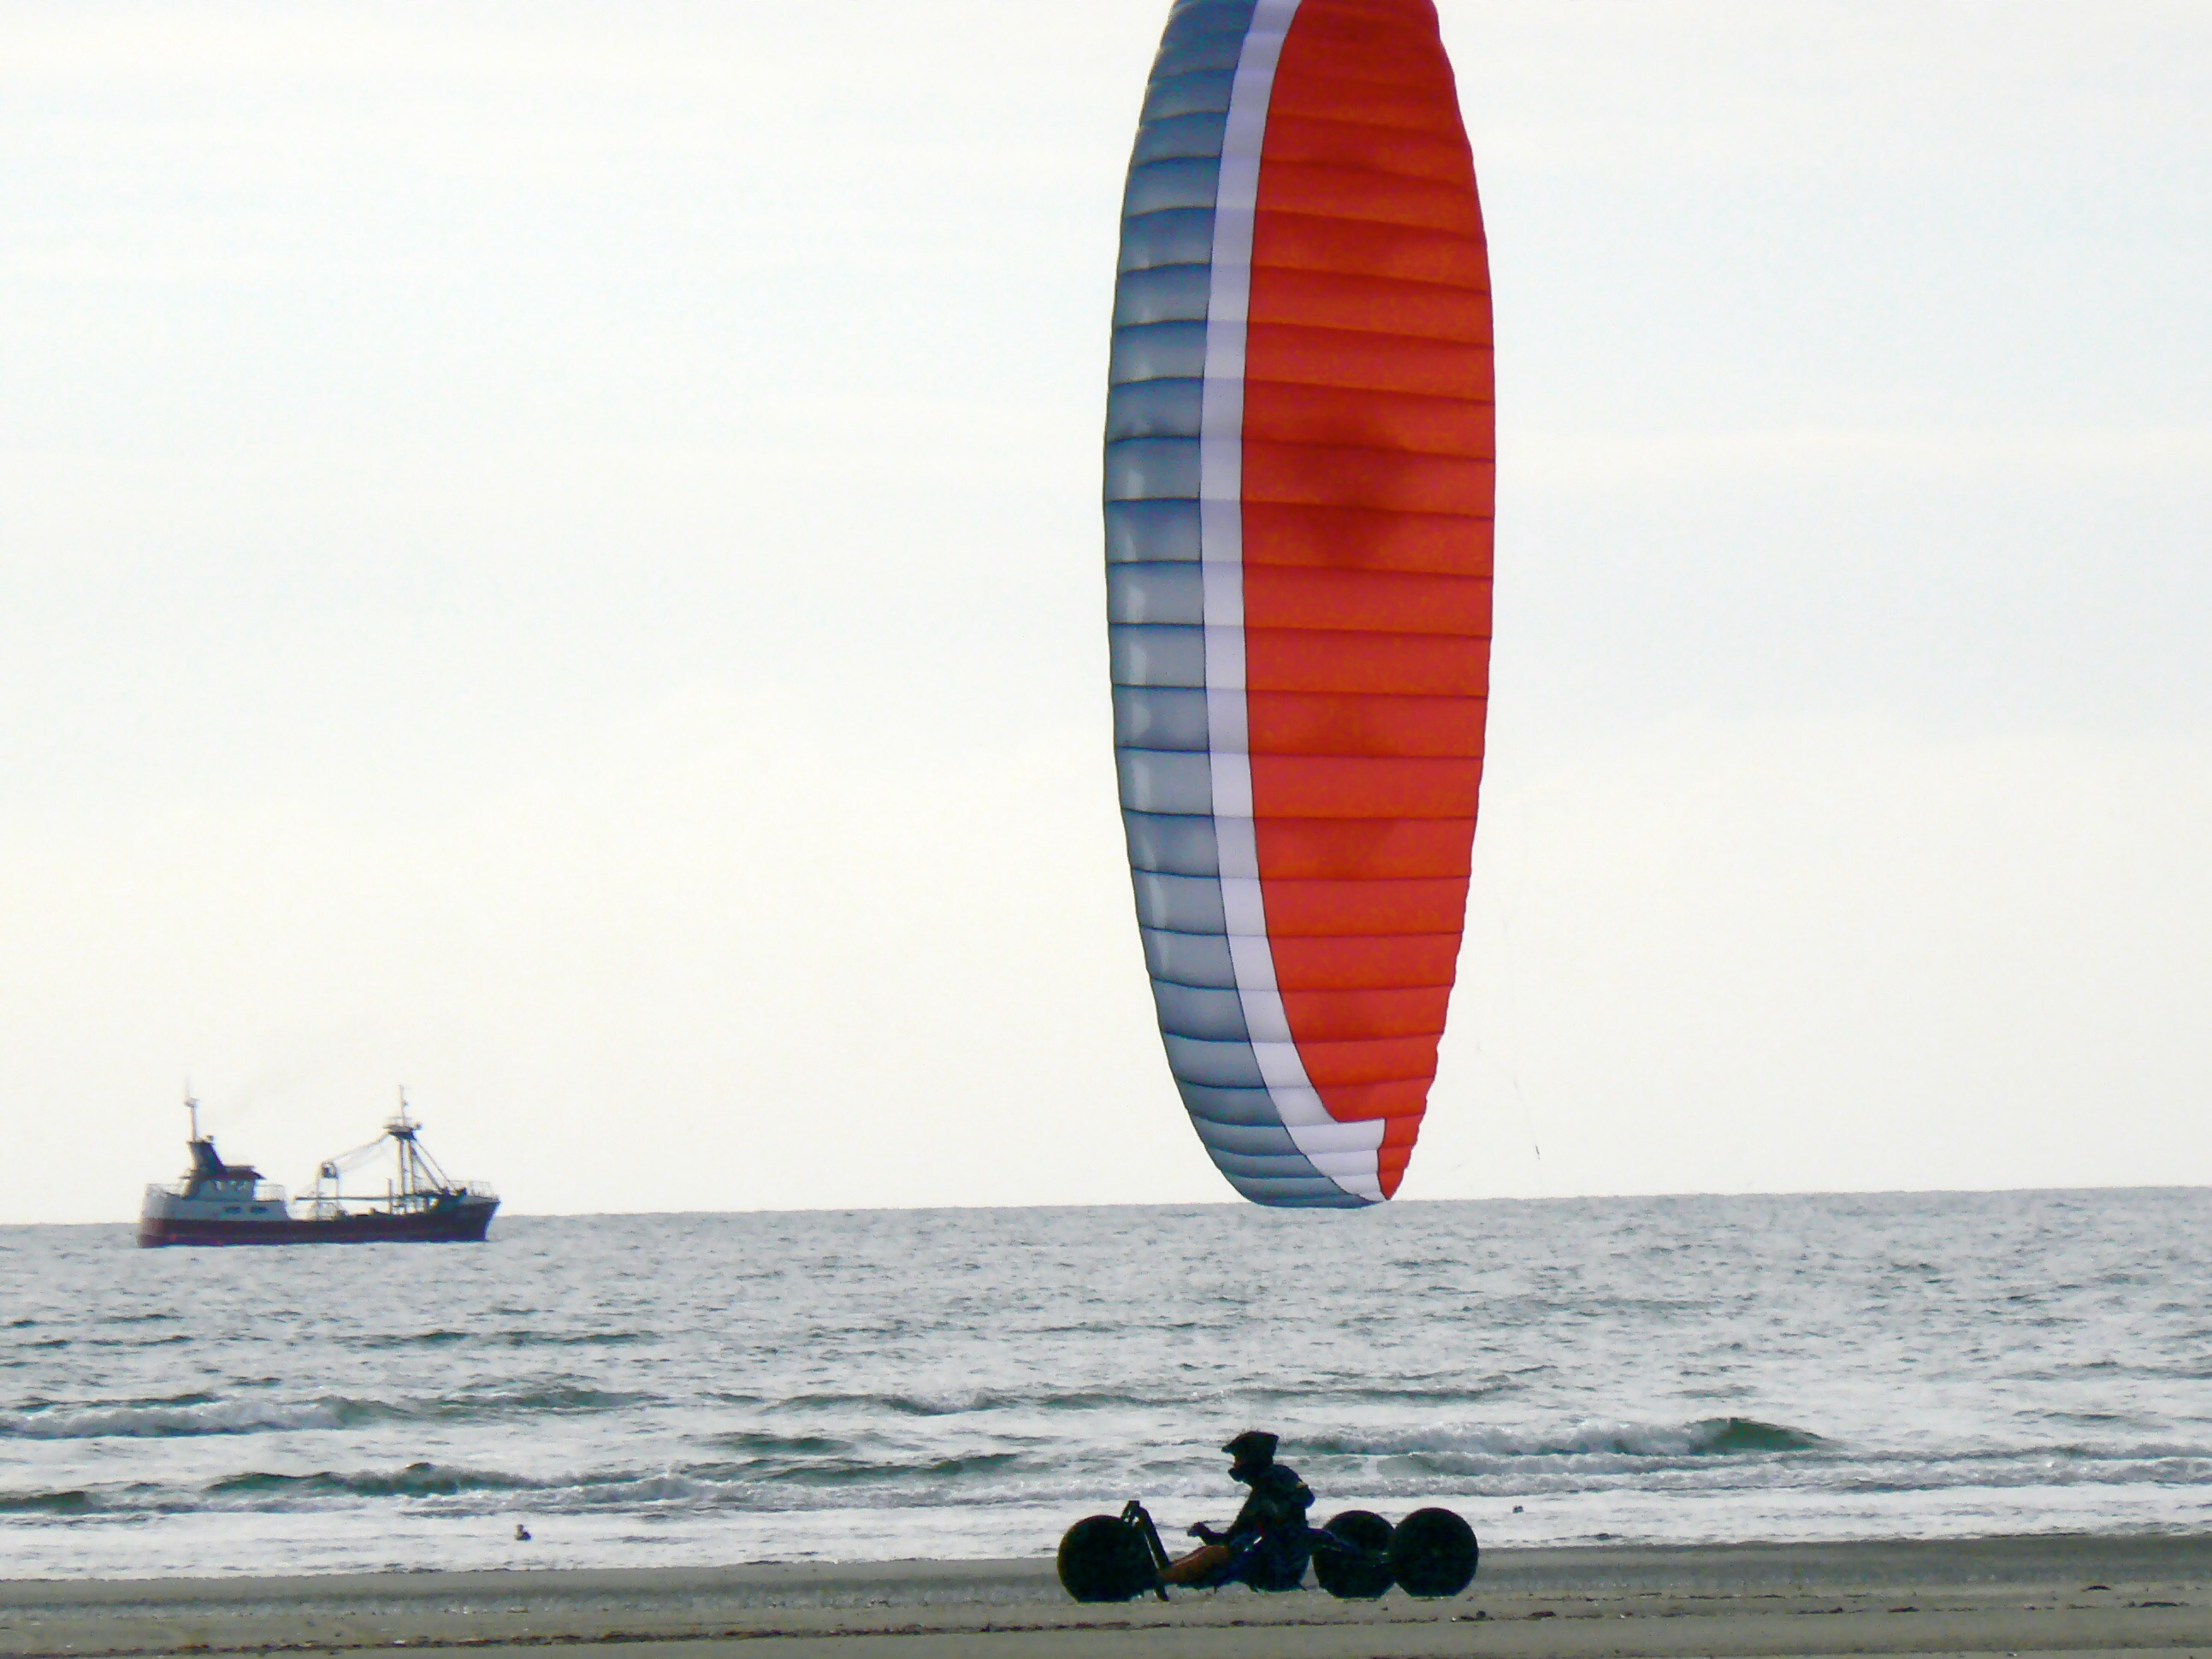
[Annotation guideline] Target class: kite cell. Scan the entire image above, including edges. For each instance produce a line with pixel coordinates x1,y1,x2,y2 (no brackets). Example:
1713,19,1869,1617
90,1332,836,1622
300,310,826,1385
1105,0,1494,1206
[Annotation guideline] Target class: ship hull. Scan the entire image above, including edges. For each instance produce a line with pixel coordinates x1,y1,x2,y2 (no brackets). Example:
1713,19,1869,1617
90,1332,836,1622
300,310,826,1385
137,1199,497,1249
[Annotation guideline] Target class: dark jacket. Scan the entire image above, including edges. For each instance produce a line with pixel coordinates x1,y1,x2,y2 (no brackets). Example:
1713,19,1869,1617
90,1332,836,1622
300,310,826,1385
1228,1463,1314,1540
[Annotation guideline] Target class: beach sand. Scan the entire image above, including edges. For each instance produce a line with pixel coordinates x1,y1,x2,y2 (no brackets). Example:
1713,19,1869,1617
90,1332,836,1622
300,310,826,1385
3,1534,2209,1658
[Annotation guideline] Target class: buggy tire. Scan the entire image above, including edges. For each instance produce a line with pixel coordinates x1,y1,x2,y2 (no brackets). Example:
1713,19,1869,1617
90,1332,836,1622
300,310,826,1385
1313,1509,1395,1599
1057,1515,1157,1603
1389,1507,1478,1597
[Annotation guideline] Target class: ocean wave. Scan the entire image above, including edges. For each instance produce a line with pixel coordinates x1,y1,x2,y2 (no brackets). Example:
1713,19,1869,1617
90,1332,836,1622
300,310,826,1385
739,1451,1026,1488
0,1384,651,1441
492,1330,656,1349
429,1384,651,1417
78,1334,192,1349
753,1377,1570,1419
185,1453,1068,1516
348,1331,475,1349
765,1389,1109,1417
1828,1460,2212,1496
1305,1416,1831,1467
209,1462,541,1500
0,1398,354,1440
764,1385,1259,1417
0,1488,94,1515
346,1329,654,1350
1240,1379,1541,1408
710,1432,859,1456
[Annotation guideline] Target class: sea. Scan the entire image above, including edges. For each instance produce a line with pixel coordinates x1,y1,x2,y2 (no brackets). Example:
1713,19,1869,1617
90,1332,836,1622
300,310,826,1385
3,1190,2209,1581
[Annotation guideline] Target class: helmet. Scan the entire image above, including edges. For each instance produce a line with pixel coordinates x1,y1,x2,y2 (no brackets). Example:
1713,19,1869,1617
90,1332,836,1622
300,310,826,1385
1221,1430,1278,1469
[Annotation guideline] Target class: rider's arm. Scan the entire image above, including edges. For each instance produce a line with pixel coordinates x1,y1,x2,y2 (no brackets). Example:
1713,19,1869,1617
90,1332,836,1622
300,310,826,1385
1226,1490,1267,1537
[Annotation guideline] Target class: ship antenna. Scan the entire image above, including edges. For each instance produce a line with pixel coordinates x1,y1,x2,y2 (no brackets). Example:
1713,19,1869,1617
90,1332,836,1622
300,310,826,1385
185,1088,200,1143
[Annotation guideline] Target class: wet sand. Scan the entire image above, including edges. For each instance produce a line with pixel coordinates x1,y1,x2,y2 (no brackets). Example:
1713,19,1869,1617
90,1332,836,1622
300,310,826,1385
3,1533,2209,1657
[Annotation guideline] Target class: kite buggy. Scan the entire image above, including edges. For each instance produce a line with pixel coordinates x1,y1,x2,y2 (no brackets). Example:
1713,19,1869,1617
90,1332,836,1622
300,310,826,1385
1056,1432,1477,1603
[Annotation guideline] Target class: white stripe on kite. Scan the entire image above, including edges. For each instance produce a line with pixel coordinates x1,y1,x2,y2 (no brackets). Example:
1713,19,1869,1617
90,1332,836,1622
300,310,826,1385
1200,0,1384,1204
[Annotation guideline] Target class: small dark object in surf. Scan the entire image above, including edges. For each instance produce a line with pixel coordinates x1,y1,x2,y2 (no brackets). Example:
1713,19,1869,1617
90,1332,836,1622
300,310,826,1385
1390,1506,1478,1597
1057,1514,1157,1603
1312,1510,1394,1599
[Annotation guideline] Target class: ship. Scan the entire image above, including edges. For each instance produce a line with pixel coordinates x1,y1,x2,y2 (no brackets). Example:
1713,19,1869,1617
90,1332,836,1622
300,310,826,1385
138,1093,499,1247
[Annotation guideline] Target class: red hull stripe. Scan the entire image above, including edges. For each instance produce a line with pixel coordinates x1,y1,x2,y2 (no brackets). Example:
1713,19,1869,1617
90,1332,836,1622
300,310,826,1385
139,1208,495,1248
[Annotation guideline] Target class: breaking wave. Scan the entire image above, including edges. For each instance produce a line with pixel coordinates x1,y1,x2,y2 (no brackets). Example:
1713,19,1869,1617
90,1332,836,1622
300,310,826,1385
0,1384,651,1440
0,1488,93,1515
209,1463,541,1501
0,1397,354,1440
1306,1417,1831,1466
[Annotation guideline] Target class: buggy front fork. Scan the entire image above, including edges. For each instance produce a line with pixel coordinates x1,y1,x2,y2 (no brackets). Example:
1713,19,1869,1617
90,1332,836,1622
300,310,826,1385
1120,1501,1174,1600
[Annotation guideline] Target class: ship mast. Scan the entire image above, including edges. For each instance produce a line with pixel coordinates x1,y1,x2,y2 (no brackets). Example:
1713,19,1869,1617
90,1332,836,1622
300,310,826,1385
387,1088,457,1202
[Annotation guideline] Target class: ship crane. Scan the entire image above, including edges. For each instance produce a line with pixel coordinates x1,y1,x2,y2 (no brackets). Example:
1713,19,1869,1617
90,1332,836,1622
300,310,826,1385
310,1090,468,1214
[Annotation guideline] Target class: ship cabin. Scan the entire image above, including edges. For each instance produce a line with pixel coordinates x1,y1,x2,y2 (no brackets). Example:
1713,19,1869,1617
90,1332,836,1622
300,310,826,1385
170,1137,289,1213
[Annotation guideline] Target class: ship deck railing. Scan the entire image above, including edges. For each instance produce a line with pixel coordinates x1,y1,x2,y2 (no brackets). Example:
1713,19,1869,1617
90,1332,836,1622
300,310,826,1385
145,1181,290,1203
295,1184,497,1216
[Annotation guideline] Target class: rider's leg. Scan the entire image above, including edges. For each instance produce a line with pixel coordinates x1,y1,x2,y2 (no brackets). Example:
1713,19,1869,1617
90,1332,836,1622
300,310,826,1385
1160,1544,1233,1585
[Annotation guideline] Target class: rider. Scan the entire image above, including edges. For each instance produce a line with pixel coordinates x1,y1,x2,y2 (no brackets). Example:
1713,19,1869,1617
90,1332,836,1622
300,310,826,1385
1158,1431,1315,1590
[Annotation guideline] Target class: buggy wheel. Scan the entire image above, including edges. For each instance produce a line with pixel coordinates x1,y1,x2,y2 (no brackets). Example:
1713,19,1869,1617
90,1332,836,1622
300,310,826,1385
1312,1509,1395,1599
1389,1507,1478,1597
1057,1514,1157,1603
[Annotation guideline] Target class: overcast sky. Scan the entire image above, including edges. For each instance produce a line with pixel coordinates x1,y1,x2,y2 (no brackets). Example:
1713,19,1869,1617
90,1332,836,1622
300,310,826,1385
3,2,2207,1223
